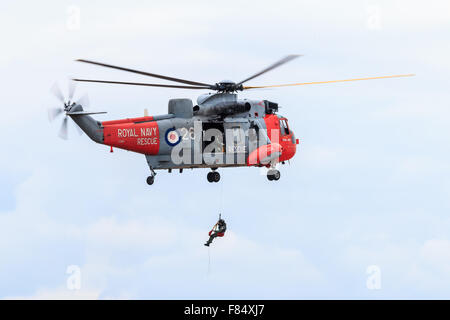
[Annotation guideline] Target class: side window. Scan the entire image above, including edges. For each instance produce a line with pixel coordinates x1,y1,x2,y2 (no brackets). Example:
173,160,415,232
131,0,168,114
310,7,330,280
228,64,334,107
280,119,290,135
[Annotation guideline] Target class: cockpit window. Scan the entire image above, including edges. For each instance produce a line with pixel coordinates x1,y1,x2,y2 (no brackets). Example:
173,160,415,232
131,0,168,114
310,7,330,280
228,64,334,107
280,119,290,135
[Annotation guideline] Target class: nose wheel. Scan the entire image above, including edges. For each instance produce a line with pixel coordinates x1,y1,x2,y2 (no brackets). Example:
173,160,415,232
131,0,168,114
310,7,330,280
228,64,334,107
146,167,156,185
267,169,280,181
146,176,155,185
207,171,220,183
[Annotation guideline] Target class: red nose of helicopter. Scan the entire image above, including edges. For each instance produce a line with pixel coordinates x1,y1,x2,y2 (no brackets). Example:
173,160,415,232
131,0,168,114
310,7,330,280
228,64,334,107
278,118,298,163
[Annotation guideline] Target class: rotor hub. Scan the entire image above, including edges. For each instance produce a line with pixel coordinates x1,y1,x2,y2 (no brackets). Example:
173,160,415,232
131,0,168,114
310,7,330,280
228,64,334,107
214,80,243,92
63,101,75,112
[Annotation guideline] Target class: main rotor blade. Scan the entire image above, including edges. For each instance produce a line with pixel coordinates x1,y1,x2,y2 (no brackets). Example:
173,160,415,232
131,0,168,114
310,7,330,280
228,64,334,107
243,74,415,89
51,83,65,103
237,55,301,86
76,59,213,87
58,117,68,140
73,78,211,89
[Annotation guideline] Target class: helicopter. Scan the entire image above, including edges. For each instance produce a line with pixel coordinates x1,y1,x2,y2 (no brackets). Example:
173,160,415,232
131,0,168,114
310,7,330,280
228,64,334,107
48,55,414,185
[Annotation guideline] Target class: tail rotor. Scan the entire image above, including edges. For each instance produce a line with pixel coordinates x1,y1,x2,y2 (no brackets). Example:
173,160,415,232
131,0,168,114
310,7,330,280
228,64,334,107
58,116,69,140
48,81,88,139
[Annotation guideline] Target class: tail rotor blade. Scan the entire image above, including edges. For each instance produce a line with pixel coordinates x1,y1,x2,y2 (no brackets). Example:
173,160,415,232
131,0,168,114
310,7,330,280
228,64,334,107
68,80,76,101
51,83,65,103
72,120,83,136
48,107,64,122
58,117,69,140
76,93,90,108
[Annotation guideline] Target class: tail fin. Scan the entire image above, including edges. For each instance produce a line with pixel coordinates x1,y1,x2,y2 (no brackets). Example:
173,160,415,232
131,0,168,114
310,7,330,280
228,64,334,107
68,105,105,144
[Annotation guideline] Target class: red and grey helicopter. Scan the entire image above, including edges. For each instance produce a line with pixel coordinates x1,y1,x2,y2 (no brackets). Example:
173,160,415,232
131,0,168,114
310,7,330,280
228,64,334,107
49,55,413,185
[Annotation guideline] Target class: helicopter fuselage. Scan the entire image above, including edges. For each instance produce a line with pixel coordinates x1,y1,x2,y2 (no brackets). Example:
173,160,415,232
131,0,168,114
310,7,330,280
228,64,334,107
70,93,298,181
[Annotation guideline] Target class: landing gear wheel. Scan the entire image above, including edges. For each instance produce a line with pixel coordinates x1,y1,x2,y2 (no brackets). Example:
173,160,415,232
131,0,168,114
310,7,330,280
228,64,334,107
146,176,155,185
273,170,280,181
207,171,221,183
267,170,280,181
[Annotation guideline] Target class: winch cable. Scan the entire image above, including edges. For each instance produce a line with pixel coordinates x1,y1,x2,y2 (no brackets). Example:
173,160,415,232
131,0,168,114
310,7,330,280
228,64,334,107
208,247,211,275
207,175,225,275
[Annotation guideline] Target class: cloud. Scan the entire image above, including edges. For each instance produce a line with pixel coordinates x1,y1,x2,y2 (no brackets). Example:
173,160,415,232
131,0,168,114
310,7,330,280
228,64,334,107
419,239,450,273
85,217,178,250
0,166,323,299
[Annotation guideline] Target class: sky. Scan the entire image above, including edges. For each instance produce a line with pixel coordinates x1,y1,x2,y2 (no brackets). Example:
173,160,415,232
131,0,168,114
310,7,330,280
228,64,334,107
0,0,449,299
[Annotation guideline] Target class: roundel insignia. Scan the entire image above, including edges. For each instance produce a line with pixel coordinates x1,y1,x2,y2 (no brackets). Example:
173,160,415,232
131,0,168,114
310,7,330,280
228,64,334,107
165,128,181,146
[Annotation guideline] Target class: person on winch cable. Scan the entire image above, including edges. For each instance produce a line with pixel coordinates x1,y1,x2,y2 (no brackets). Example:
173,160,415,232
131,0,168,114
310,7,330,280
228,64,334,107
204,217,227,246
